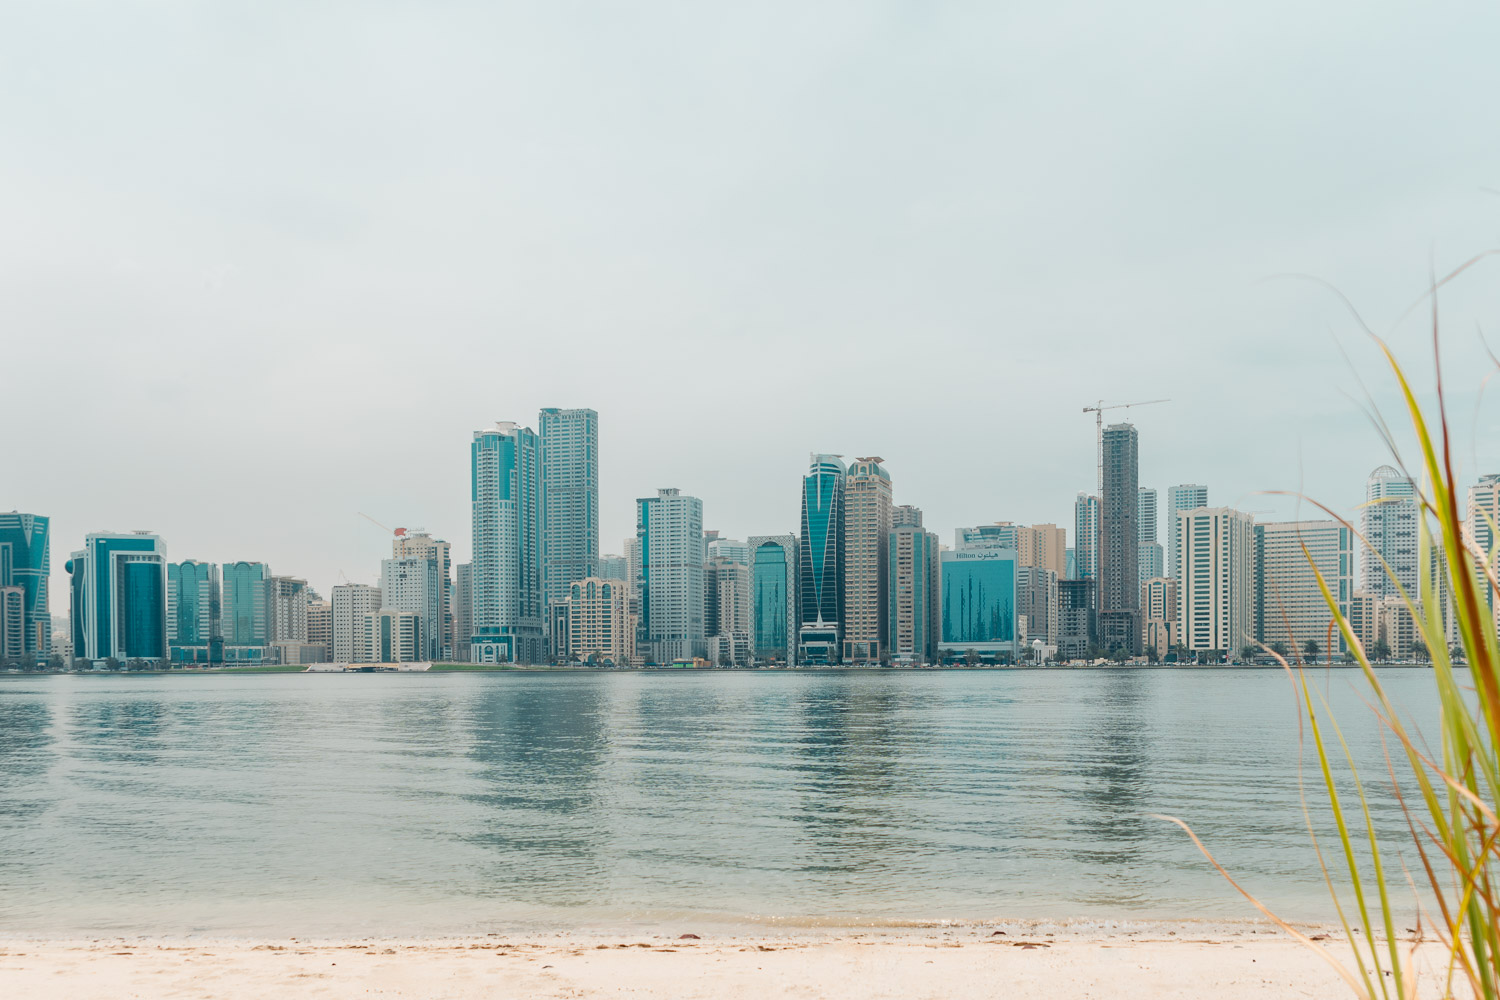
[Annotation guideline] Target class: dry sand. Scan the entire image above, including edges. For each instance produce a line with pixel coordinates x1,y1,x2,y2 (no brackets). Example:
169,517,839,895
0,923,1459,998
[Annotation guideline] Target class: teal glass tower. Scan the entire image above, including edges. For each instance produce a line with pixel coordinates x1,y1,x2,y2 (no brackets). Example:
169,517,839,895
798,454,846,664
0,512,51,656
939,548,1018,661
749,535,798,664
471,422,545,664
168,560,220,663
67,531,168,662
539,407,599,615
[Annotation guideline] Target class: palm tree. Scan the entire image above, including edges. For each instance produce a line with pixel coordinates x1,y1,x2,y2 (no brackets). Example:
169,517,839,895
1302,639,1320,664
1240,644,1259,663
1368,638,1391,662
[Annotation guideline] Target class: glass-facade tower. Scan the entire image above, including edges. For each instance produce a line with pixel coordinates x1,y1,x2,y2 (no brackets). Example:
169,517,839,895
539,407,600,618
750,535,798,663
0,512,50,656
471,422,545,664
798,454,846,664
67,532,168,662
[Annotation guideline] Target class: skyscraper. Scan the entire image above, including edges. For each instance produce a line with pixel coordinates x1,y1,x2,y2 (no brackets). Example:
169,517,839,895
939,548,1018,661
268,576,309,643
598,554,629,580
381,556,440,660
749,535,798,664
67,531,168,663
892,505,924,528
889,522,940,664
393,531,451,658
705,556,751,665
453,562,473,657
1466,473,1500,634
1098,423,1140,655
220,561,272,664
636,488,706,663
539,407,599,620
168,560,219,663
843,457,892,663
1255,520,1354,654
471,422,545,664
0,512,50,657
1073,493,1099,581
307,597,332,661
1362,466,1418,599
1178,507,1257,657
1139,487,1164,583
1167,484,1209,584
798,454,846,664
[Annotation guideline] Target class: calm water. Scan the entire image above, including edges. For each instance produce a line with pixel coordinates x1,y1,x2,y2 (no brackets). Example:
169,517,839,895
0,668,1443,935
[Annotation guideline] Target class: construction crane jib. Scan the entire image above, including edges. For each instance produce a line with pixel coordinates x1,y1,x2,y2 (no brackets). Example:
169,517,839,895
1081,399,1169,493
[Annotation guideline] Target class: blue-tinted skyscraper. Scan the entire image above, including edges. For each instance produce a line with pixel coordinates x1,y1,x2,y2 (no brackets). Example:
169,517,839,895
798,454,846,664
939,548,1018,661
67,531,168,662
471,422,545,664
0,512,51,656
220,561,271,663
168,560,220,663
750,535,798,664
540,407,599,614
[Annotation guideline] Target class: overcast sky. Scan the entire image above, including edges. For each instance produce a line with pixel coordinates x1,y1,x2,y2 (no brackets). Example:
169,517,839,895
6,2,1500,606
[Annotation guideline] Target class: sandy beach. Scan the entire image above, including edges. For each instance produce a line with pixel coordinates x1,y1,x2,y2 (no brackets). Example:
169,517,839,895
0,923,1457,999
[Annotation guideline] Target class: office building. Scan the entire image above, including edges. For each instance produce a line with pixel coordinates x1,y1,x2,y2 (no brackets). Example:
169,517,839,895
366,608,421,663
706,556,751,665
956,523,1067,578
539,408,599,624
1139,488,1164,583
564,577,634,665
1016,566,1059,647
892,505,924,528
1074,493,1100,581
1167,485,1209,584
0,512,51,656
798,454,847,664
0,586,23,660
269,576,309,643
1177,507,1257,657
381,556,440,660
957,523,1019,549
392,531,452,658
67,531,168,663
889,522,940,664
219,561,271,664
1255,520,1354,654
1099,423,1140,654
1347,590,1380,655
637,488,706,663
750,535,798,664
471,422,545,664
1057,579,1096,660
1362,466,1417,599
453,562,472,658
332,583,381,663
939,548,1018,660
1467,474,1500,634
168,560,220,664
708,537,751,566
843,457,892,663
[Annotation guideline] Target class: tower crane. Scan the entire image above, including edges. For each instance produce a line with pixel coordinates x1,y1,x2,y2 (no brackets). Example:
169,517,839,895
1082,399,1169,493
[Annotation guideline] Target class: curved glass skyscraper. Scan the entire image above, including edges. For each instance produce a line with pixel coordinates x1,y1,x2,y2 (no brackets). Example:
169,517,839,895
798,454,846,664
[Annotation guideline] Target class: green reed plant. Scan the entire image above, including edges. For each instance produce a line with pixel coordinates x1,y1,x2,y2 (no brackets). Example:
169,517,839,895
1162,254,1500,1000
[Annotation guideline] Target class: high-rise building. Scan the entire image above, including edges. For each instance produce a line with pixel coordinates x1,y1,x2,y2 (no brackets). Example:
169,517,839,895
1363,466,1418,599
168,560,220,664
393,532,451,659
1074,493,1100,581
0,586,23,661
637,488,706,663
707,537,751,566
1138,488,1164,583
471,422,545,664
365,608,421,663
1016,566,1059,647
1466,473,1500,634
598,554,629,580
749,535,798,664
843,457,892,663
892,505,924,528
1099,423,1140,655
332,583,381,663
539,407,599,622
1255,520,1354,654
220,561,272,664
453,562,472,658
564,577,634,665
1141,576,1178,658
705,556,751,665
1177,507,1257,657
956,523,1066,578
67,531,168,663
268,576,309,643
1167,485,1209,584
889,523,940,664
1057,579,1096,660
306,598,332,661
939,548,1018,661
798,454,846,664
381,556,440,660
0,512,51,657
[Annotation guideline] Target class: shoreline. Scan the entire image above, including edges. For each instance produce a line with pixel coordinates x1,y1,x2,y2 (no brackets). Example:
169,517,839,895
1,662,1438,675
0,922,1455,999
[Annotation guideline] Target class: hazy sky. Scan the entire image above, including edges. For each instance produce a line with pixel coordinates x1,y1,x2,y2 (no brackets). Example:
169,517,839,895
6,2,1500,606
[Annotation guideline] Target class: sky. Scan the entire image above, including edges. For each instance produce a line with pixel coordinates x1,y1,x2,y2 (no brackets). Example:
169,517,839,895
5,1,1500,608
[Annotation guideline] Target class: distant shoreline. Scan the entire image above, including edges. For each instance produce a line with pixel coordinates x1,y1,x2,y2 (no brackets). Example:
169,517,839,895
0,662,1439,676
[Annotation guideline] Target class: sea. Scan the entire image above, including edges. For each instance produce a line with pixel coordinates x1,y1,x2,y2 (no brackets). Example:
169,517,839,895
0,668,1441,936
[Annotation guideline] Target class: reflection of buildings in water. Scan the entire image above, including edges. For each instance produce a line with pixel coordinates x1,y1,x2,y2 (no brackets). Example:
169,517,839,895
790,676,914,865
0,700,54,779
462,677,612,899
